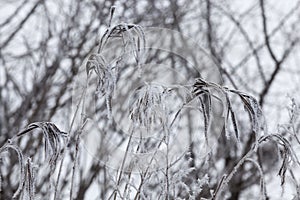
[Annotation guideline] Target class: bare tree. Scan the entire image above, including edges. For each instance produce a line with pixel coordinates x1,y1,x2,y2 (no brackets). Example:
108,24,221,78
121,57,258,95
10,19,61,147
1,0,300,199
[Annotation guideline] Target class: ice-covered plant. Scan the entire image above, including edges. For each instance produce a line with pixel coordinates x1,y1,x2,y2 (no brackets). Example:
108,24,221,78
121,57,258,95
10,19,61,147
1,6,300,200
86,6,146,120
0,122,67,199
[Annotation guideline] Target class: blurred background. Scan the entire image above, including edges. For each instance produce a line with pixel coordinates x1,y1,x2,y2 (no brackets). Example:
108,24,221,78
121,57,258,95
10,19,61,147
1,0,300,199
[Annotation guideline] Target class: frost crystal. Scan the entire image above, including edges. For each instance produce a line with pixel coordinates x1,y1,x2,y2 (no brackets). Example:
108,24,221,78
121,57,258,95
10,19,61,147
129,84,169,131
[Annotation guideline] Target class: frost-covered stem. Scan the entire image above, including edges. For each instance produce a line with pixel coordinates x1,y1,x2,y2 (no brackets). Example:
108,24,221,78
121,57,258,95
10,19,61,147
245,158,267,200
212,146,256,200
165,136,170,200
133,177,144,200
112,127,135,200
69,133,81,200
170,95,198,128
133,135,167,200
54,75,89,200
122,170,133,199
213,133,284,199
69,118,88,200
26,158,35,200
289,169,300,198
211,175,227,200
70,87,88,200
53,155,65,200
